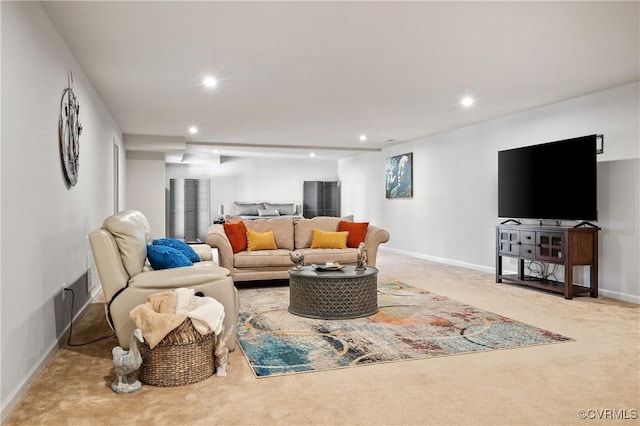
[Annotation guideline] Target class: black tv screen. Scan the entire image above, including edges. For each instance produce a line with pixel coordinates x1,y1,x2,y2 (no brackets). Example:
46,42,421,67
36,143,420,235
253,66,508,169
498,135,597,221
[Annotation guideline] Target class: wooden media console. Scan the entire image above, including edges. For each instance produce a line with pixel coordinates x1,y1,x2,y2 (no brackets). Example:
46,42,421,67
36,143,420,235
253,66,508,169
495,224,599,299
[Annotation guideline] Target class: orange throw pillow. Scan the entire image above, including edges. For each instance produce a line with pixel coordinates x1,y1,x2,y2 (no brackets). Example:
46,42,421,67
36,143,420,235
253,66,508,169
223,221,248,253
338,221,369,248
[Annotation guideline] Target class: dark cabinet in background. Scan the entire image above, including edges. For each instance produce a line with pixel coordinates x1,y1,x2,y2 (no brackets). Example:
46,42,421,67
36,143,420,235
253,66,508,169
303,181,339,218
169,178,210,242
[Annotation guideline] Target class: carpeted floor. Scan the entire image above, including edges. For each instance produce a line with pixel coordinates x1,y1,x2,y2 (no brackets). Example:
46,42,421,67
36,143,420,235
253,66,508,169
4,251,639,425
238,281,573,377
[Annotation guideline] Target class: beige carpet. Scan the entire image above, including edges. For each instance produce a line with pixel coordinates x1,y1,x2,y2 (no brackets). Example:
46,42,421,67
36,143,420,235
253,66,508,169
4,251,639,425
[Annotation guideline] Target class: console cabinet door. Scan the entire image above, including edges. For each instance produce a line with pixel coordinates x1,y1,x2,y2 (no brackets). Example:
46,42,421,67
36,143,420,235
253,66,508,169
537,232,565,261
498,229,520,256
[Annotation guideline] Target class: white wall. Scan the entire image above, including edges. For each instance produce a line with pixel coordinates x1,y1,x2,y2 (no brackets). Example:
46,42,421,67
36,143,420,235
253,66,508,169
125,151,166,237
1,2,123,417
340,81,640,303
166,157,339,221
338,152,384,224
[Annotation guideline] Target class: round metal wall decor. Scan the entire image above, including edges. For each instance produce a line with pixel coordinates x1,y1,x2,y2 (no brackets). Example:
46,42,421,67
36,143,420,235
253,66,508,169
58,71,83,186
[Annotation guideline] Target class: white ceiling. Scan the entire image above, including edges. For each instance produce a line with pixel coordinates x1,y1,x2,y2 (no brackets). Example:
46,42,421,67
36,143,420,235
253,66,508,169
41,1,639,163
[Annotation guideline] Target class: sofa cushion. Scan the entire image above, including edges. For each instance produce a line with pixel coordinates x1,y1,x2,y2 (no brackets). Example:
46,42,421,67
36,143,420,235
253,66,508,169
234,249,294,268
294,216,342,249
338,221,369,248
311,229,348,249
224,215,243,224
152,238,200,262
103,210,153,278
223,221,248,254
146,244,193,270
244,217,294,250
300,248,359,265
247,229,278,251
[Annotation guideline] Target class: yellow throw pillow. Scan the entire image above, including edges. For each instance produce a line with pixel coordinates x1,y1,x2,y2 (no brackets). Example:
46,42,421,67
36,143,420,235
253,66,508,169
247,229,278,251
310,229,348,249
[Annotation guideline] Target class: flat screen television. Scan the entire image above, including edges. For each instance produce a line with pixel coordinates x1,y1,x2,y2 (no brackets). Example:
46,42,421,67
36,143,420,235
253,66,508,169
498,135,598,222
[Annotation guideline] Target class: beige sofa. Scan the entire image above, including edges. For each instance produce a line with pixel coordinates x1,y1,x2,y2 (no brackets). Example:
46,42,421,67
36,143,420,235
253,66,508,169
88,210,238,350
205,215,390,282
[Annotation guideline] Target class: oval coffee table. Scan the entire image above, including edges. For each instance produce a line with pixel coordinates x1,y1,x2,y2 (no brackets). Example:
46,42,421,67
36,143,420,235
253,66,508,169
288,265,379,319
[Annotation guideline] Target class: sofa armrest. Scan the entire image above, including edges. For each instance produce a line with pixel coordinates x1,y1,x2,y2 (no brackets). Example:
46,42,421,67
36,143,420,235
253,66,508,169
190,243,213,261
205,224,234,271
128,264,231,289
363,225,390,267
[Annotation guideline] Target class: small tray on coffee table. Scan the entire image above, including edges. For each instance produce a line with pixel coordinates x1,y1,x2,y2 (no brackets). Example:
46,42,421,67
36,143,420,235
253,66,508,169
311,263,345,271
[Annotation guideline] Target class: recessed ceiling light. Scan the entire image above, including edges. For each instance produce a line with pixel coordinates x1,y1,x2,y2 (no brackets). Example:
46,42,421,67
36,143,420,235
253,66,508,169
188,126,198,134
203,76,217,88
461,96,474,107
359,134,367,142
310,152,316,157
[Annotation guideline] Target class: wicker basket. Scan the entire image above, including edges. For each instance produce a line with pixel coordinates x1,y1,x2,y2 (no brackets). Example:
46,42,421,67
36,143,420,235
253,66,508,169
138,320,216,387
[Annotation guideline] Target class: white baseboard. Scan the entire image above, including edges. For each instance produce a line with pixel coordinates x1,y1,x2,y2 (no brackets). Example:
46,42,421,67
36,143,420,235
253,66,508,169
379,247,639,304
0,294,96,423
381,246,494,274
598,289,640,304
90,284,103,300
0,338,60,423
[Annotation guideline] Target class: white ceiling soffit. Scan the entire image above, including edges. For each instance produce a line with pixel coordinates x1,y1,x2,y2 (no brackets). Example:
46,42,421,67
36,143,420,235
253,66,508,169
165,142,376,164
42,2,640,160
123,134,186,151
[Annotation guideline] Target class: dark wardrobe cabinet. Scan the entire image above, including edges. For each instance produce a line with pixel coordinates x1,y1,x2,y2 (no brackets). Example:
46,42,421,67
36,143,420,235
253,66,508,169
303,181,340,218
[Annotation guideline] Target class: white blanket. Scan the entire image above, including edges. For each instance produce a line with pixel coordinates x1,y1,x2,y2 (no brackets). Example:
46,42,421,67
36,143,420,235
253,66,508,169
175,288,225,336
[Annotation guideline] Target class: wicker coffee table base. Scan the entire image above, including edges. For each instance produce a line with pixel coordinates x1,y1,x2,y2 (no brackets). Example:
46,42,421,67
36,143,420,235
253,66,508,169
288,266,378,319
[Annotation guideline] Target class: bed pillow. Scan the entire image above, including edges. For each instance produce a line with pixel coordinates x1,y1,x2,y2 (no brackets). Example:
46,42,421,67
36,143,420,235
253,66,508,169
337,221,369,248
223,221,248,253
258,208,280,217
233,202,263,216
152,238,200,262
310,229,348,249
264,203,296,215
146,244,193,270
247,229,278,251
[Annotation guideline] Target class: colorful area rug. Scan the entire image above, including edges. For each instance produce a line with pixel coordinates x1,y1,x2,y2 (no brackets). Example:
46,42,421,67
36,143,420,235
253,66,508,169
237,281,573,377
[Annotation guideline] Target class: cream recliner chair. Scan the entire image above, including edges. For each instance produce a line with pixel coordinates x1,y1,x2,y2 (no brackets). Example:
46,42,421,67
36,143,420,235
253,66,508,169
88,210,238,350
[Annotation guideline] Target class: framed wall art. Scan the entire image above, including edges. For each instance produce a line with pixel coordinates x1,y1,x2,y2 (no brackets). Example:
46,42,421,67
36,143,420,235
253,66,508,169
385,152,413,198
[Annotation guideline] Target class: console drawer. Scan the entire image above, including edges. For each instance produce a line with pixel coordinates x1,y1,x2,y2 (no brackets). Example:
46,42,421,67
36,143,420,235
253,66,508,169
520,244,537,259
520,231,536,245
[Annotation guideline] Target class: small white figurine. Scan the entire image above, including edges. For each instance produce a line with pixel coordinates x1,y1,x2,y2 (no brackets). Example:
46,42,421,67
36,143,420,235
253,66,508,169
111,328,144,393
356,242,367,270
